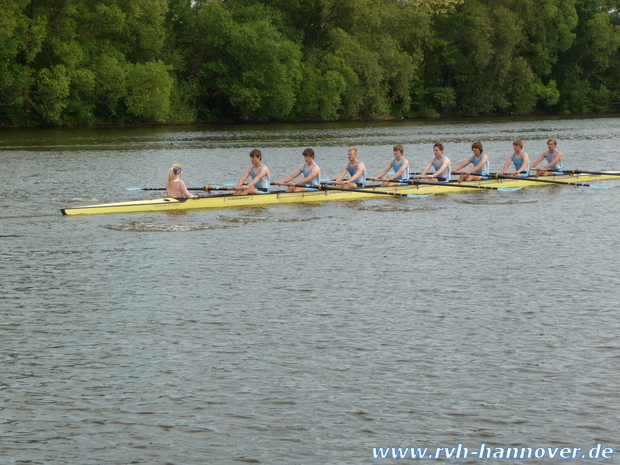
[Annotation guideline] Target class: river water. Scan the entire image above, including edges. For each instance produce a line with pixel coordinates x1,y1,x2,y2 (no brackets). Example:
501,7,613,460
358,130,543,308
1,116,619,464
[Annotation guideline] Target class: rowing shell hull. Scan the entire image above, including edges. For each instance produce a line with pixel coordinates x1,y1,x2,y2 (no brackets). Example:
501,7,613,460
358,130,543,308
61,172,619,216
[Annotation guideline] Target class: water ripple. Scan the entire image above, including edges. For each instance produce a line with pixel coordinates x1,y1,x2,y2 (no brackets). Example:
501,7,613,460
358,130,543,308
101,222,231,232
215,215,319,223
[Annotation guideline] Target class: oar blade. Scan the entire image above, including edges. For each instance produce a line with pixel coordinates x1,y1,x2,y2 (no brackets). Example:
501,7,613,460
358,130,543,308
590,184,615,190
497,186,524,192
407,194,435,199
125,186,144,191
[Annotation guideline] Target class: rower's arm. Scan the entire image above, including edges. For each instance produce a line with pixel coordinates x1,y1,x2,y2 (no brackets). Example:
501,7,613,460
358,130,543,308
333,166,348,183
417,159,433,177
530,153,545,169
372,163,392,179
536,151,562,170
502,155,512,173
278,167,302,184
454,157,472,172
236,168,251,188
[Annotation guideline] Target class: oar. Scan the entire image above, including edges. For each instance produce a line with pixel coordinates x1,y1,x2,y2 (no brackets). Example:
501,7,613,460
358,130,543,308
126,180,239,191
494,174,615,189
125,186,208,191
321,185,433,199
271,182,319,188
548,169,620,177
406,179,523,192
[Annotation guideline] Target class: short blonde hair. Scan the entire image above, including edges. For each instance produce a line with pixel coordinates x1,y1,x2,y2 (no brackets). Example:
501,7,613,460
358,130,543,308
513,139,523,148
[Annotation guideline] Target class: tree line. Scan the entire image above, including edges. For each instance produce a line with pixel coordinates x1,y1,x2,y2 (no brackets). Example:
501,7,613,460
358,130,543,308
1,0,620,127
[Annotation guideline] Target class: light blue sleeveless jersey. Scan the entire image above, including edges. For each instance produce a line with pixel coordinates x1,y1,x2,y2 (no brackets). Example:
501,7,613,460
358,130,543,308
472,153,490,176
302,163,320,187
511,152,530,177
392,158,410,182
347,162,366,187
545,151,563,172
251,165,271,193
432,157,451,182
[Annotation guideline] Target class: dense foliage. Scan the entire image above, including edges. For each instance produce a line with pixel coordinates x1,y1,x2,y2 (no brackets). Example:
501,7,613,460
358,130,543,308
2,0,620,126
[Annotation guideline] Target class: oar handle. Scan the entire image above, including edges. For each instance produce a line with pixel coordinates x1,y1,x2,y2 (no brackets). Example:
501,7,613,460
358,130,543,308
205,185,234,192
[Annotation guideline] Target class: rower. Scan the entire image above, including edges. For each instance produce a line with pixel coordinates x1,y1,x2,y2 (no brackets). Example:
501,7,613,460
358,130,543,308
502,139,530,177
414,143,451,183
233,149,271,195
166,164,199,198
329,147,367,188
531,138,563,176
369,144,410,186
275,148,321,192
453,141,490,181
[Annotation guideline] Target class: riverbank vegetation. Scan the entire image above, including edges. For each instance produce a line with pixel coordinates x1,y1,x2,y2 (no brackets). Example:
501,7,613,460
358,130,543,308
2,0,620,126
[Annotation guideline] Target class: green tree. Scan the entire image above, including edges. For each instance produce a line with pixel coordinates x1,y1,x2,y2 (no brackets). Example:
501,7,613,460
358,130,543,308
1,0,175,126
419,0,576,116
304,0,431,118
0,0,37,125
194,1,302,121
552,0,620,112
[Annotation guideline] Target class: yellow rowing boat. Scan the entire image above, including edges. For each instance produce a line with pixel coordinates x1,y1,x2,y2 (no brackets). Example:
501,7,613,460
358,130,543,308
60,172,619,216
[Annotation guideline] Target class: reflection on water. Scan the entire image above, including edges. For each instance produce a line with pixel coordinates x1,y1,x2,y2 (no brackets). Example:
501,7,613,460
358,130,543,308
1,116,619,464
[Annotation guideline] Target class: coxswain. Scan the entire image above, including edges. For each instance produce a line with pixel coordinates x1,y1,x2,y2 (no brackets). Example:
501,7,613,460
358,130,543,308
166,164,199,198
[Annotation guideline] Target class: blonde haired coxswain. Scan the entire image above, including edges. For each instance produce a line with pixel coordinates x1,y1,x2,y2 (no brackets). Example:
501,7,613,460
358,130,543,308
166,164,198,198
